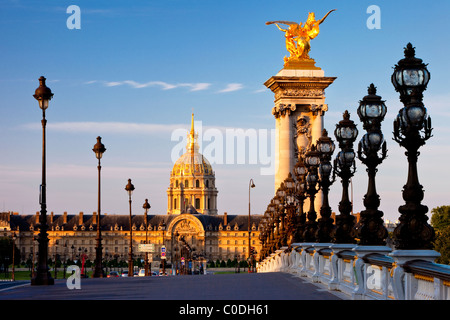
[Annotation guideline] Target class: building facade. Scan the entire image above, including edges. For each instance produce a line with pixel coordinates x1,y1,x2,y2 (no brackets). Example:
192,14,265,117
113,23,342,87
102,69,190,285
0,115,262,272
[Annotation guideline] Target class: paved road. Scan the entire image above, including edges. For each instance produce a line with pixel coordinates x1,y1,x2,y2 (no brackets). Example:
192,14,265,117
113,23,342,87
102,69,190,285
0,273,348,318
0,272,344,301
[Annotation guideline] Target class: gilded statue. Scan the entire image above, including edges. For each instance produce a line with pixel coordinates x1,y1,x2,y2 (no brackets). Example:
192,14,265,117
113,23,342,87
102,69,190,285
266,10,336,67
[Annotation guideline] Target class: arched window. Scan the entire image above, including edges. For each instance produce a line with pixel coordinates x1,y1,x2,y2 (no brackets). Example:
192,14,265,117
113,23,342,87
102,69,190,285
196,180,200,188
174,198,177,210
206,180,209,188
175,180,179,188
195,198,200,209
185,180,189,188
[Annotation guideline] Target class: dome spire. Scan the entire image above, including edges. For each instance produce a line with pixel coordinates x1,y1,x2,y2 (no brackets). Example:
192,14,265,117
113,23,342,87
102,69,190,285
187,112,199,153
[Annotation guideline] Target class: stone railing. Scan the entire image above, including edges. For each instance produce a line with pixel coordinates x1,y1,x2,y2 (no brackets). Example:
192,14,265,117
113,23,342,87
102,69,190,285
257,243,450,300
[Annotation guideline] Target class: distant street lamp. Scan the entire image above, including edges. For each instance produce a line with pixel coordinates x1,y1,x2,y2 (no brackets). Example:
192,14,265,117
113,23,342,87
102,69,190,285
391,43,435,249
12,232,16,281
93,136,106,278
356,84,388,246
143,198,151,276
333,111,358,243
125,179,135,276
31,76,54,286
248,178,255,272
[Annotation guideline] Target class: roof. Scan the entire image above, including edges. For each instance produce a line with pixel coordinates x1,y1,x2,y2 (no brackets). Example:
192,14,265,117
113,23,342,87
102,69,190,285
8,213,263,232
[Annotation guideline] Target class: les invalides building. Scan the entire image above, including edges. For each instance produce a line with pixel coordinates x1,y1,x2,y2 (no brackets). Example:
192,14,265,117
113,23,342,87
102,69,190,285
1,115,263,273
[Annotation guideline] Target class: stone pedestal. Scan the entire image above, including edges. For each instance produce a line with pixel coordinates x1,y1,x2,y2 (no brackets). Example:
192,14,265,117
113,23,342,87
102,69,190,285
352,245,392,299
265,65,336,216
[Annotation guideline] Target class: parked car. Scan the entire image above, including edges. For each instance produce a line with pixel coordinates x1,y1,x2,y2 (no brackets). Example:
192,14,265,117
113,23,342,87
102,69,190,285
121,271,128,277
107,271,120,278
138,269,145,277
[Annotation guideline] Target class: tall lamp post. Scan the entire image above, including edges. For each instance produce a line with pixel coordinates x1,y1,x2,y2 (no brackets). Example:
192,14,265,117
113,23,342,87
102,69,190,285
391,43,435,250
248,179,255,272
316,129,336,243
93,136,106,278
143,199,151,276
125,179,135,276
303,145,321,242
333,111,358,243
31,76,54,286
356,84,388,246
293,157,307,243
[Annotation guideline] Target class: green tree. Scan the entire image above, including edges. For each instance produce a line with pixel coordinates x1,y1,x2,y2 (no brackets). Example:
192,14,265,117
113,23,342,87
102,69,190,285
434,226,450,265
431,205,450,265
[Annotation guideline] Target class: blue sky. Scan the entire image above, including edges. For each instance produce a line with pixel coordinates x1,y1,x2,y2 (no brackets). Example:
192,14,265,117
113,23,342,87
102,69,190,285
0,0,449,222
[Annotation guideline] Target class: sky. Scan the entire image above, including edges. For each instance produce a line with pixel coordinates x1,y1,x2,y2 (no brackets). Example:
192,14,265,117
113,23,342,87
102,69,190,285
0,0,449,223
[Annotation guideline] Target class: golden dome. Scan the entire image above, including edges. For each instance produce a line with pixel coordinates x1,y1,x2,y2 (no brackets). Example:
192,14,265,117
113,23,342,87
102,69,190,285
171,113,214,177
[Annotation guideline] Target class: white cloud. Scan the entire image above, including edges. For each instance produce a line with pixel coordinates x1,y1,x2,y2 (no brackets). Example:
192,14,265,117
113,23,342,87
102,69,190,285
21,121,185,134
92,80,210,91
217,83,244,93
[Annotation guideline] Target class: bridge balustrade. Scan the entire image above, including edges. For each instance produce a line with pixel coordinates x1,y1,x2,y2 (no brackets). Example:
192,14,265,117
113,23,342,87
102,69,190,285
257,243,450,300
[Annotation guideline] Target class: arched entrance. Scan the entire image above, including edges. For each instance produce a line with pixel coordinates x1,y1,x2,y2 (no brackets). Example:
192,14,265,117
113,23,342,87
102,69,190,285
167,215,206,275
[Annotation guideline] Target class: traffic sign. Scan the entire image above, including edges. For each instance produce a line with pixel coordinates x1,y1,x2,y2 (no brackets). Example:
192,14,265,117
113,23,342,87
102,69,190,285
161,245,166,259
138,243,155,253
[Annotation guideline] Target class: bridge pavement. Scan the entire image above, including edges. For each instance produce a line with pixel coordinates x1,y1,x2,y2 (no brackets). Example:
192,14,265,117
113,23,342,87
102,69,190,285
0,273,348,318
0,272,345,300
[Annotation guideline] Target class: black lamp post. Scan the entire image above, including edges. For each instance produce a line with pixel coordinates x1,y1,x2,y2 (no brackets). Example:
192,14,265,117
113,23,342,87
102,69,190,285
31,76,54,286
283,173,297,247
303,144,321,242
356,84,388,246
125,179,135,276
391,43,435,250
293,157,307,243
316,129,336,242
143,199,151,276
248,178,255,271
93,136,106,278
333,111,359,243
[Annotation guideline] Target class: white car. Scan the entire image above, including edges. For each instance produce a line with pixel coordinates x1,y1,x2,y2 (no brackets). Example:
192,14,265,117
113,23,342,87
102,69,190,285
138,269,146,277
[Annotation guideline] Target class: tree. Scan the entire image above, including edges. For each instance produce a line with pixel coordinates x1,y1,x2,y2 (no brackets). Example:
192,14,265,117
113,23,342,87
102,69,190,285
431,206,450,231
431,205,450,265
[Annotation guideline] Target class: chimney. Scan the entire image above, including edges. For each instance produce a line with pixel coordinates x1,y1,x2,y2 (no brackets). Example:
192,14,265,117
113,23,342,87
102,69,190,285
224,212,227,226
63,212,67,224
93,212,97,225
79,212,83,225
35,211,39,223
50,212,54,224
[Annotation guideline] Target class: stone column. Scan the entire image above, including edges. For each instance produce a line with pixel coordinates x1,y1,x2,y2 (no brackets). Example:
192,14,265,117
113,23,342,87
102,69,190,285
265,65,336,217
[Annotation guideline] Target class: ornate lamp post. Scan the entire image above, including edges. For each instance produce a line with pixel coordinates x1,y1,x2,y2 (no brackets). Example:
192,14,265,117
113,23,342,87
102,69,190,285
293,157,307,243
391,43,435,250
283,173,297,246
125,179,135,276
333,110,359,243
143,199,151,276
93,136,106,278
316,129,336,242
276,184,288,247
303,145,321,242
356,84,388,246
31,76,54,286
248,179,255,272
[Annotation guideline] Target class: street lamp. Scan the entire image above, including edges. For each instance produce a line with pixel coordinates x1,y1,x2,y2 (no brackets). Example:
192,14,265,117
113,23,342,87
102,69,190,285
303,144,321,242
316,129,336,243
93,136,106,278
293,157,307,243
248,179,255,272
143,198,151,276
391,43,435,249
125,179,135,276
333,110,358,243
391,43,430,105
31,76,54,286
356,84,388,246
